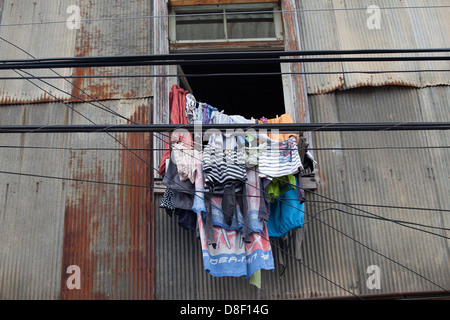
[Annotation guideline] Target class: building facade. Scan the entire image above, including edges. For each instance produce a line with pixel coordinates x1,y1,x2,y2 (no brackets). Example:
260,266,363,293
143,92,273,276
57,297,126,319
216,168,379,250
0,0,448,299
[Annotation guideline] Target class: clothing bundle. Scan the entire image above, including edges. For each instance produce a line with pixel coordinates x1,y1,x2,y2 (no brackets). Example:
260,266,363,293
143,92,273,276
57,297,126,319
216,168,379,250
159,84,314,283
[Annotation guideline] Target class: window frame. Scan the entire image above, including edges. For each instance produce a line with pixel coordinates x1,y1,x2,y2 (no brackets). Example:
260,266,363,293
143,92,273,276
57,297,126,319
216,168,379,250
168,2,284,52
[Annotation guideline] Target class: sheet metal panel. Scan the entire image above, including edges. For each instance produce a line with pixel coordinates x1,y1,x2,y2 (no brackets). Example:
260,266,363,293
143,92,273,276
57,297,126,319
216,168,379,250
0,98,153,299
297,0,450,94
60,98,153,299
0,0,76,104
0,102,71,299
0,0,154,105
70,0,153,102
307,86,450,296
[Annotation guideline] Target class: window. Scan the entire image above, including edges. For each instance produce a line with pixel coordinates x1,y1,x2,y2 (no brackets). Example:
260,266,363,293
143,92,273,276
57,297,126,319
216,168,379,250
169,2,284,52
168,1,287,117
179,61,285,119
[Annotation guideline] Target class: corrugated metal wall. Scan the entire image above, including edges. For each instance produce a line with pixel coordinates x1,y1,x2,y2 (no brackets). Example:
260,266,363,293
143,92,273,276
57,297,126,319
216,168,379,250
0,0,448,300
306,86,449,296
0,0,76,103
0,0,155,300
296,0,450,94
0,98,154,299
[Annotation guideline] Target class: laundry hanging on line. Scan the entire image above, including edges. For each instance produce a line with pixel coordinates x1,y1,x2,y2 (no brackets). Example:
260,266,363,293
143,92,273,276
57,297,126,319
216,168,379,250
158,84,316,283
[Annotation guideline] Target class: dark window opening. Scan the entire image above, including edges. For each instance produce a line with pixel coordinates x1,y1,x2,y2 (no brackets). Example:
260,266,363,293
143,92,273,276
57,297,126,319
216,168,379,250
180,62,285,120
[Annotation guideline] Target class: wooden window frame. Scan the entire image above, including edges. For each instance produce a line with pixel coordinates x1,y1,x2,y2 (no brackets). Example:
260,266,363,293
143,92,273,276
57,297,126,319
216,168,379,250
169,0,279,7
168,2,284,52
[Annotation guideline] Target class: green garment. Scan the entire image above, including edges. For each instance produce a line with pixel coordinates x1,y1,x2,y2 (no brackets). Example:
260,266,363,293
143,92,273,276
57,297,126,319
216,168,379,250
266,175,296,203
249,269,261,289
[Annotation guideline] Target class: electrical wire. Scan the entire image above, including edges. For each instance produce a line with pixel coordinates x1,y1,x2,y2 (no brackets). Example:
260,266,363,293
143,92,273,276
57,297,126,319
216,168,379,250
0,144,449,152
1,37,449,296
4,36,449,242
2,141,449,216
0,68,449,80
1,122,449,133
0,4,449,28
1,46,366,298
3,61,448,239
1,163,448,294
152,131,450,238
1,54,449,70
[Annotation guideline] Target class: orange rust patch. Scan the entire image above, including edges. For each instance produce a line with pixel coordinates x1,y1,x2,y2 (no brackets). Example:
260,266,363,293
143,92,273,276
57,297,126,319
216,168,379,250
60,104,152,300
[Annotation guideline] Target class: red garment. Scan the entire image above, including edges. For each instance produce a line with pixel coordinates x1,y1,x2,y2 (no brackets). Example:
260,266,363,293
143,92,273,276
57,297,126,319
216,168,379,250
158,84,193,176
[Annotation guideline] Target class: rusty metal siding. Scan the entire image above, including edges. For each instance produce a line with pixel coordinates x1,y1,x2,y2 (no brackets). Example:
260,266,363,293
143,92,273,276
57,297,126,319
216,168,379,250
71,0,153,102
60,98,153,299
0,102,71,299
0,0,77,104
0,98,154,299
297,0,450,94
0,0,154,105
307,86,450,296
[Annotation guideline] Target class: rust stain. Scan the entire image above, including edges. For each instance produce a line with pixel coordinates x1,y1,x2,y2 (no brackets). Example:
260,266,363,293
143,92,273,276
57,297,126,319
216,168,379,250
60,104,152,300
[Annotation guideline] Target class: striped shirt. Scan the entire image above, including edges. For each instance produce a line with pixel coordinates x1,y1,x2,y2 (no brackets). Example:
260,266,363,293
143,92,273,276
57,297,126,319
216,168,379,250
202,145,247,188
258,137,303,179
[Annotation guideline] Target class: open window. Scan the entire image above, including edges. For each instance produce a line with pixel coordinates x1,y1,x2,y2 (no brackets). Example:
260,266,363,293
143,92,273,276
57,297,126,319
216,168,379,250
169,1,287,118
179,62,285,119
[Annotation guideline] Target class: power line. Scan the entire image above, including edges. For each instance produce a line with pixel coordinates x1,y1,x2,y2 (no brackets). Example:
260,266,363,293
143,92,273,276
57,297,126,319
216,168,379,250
5,38,448,242
0,68,449,80
0,5,449,28
1,143,448,152
3,48,450,63
5,61,450,240
2,37,448,295
1,166,447,294
0,122,449,133
1,53,449,70
152,131,450,240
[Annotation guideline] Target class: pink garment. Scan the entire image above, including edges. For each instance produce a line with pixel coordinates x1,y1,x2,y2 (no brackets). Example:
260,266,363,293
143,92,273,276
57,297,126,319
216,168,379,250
158,84,193,176
171,144,196,184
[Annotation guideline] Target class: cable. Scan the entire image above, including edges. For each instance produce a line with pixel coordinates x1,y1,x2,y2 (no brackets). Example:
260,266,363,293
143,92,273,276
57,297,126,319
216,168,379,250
0,68,449,80
3,48,450,63
1,164,448,294
3,44,365,299
1,54,449,70
152,131,450,239
2,30,447,296
7,51,448,241
2,142,449,216
0,4,449,28
7,59,443,240
1,37,446,296
0,122,449,133
1,143,449,153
